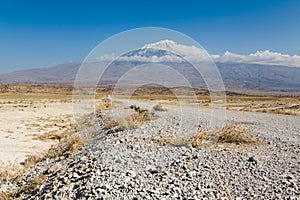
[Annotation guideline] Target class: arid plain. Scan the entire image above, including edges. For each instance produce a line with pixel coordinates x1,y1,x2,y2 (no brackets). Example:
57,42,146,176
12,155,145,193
1,84,299,164
0,84,299,198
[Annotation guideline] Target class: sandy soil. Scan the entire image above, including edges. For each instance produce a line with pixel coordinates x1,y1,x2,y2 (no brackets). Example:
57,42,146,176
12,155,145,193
0,98,73,164
0,90,299,166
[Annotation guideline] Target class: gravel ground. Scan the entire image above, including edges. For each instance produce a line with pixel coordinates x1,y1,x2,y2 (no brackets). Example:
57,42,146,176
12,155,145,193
13,101,300,199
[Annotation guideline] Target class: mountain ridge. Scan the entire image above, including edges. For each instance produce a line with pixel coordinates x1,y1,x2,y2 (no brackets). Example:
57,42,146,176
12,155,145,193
1,40,300,92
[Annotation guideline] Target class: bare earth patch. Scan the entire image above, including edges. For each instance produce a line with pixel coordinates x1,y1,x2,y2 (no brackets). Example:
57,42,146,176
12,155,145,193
0,94,74,165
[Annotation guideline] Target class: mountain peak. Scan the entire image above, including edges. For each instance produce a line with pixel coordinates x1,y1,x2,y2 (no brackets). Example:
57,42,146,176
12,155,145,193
142,40,178,50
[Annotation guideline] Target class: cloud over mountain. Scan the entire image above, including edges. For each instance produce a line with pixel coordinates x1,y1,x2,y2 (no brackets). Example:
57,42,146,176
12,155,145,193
212,50,300,67
1,39,300,92
96,40,300,67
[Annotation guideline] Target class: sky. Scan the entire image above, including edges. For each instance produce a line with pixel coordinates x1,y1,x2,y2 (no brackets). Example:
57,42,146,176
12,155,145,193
0,0,300,73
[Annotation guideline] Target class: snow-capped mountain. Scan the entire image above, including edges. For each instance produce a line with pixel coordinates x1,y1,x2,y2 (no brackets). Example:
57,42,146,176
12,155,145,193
142,40,205,57
114,40,300,67
119,40,209,63
1,40,300,92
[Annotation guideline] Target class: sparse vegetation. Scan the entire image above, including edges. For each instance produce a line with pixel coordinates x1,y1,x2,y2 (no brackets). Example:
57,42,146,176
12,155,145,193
217,125,258,144
153,125,258,148
32,123,77,142
104,119,119,130
23,155,42,169
96,96,112,110
17,174,47,197
0,161,23,182
257,108,296,115
191,131,208,148
0,133,88,199
119,108,152,130
0,122,88,199
153,134,191,147
110,105,153,131
45,135,86,159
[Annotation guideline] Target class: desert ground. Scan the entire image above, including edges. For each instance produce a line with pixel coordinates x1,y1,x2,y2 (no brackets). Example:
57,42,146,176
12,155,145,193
0,93,73,164
0,84,299,199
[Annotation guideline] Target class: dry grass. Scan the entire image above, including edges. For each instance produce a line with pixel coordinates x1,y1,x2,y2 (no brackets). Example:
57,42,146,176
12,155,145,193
96,96,112,110
16,174,47,198
104,119,119,130
23,155,42,169
115,105,152,130
257,108,296,115
154,125,258,149
0,192,13,200
225,96,300,116
32,123,77,142
20,134,86,171
192,125,258,147
153,134,191,147
153,134,175,146
32,130,63,141
0,84,100,198
217,125,257,144
0,171,47,199
118,112,151,130
0,132,87,199
0,161,23,182
191,131,208,148
45,135,86,159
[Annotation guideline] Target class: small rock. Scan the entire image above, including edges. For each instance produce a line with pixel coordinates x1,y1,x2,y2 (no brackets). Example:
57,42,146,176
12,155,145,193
72,172,80,179
146,165,159,174
126,170,137,178
247,156,256,163
46,163,62,174
285,175,294,180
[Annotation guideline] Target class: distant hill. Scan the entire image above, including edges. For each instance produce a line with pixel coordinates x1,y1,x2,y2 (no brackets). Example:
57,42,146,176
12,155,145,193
0,63,80,83
217,62,300,92
1,40,300,93
1,61,299,92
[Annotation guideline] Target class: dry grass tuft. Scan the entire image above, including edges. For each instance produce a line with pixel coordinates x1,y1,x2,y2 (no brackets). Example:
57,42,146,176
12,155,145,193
104,119,119,129
153,134,191,147
96,96,112,110
0,192,14,200
22,134,86,169
153,125,258,149
17,174,47,197
217,125,257,144
117,118,137,130
46,135,86,159
191,131,208,148
0,134,87,199
36,124,77,141
0,161,23,182
130,112,151,125
117,105,152,130
153,134,175,146
23,155,42,169
153,103,168,111
118,112,151,130
32,131,63,141
258,108,295,115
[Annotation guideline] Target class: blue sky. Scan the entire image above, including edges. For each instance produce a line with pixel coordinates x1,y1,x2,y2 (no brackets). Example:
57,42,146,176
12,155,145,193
0,0,299,73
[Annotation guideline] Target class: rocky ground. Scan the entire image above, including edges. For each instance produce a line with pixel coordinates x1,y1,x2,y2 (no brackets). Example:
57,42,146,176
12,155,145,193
4,101,300,199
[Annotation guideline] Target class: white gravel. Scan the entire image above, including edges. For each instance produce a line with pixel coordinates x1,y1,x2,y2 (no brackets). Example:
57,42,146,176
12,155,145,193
12,101,300,199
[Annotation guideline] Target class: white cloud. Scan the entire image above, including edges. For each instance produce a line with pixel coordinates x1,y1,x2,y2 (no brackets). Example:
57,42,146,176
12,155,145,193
95,40,300,67
95,40,212,63
212,50,300,67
